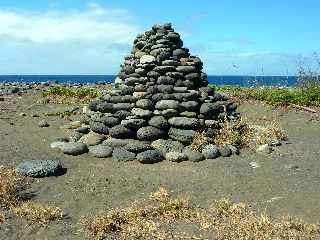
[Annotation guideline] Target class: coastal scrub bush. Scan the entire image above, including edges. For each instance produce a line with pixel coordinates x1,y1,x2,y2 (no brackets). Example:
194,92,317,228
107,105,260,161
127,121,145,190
297,52,320,88
0,167,28,208
13,202,63,225
213,85,320,107
43,86,101,103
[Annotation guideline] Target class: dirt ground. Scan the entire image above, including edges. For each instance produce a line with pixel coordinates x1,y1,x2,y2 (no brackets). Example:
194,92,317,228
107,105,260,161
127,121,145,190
0,93,320,240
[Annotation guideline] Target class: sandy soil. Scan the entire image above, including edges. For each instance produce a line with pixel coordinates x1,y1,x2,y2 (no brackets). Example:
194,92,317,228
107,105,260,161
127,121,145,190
0,93,319,239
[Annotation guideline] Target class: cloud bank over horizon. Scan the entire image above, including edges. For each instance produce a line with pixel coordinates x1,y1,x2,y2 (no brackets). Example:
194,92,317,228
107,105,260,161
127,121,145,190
0,2,317,75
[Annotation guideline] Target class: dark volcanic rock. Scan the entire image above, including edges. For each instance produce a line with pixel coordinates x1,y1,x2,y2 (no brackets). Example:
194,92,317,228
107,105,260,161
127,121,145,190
109,125,135,139
168,128,196,145
112,148,136,161
136,150,164,164
137,126,166,141
16,159,63,178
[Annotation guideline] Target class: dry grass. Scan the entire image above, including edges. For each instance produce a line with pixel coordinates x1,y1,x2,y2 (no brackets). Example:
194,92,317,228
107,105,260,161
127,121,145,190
80,188,320,240
13,202,63,225
255,122,288,145
213,199,318,240
0,211,5,224
214,117,254,148
191,131,209,152
0,166,28,208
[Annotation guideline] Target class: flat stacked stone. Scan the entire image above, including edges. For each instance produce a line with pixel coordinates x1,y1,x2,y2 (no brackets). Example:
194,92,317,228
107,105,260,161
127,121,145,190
61,23,240,163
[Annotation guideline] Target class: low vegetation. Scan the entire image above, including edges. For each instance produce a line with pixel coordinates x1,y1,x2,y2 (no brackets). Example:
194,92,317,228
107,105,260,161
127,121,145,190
0,167,28,208
212,85,320,107
13,202,63,225
42,85,101,103
80,187,319,240
0,211,5,224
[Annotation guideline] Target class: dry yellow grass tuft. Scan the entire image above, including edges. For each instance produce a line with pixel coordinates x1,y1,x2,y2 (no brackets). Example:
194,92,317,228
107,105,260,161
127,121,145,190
191,131,209,152
80,188,320,240
0,211,5,224
215,117,254,148
13,202,63,225
256,121,288,145
0,166,28,208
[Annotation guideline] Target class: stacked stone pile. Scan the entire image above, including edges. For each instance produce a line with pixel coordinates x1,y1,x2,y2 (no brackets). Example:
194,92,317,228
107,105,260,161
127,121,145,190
54,23,240,163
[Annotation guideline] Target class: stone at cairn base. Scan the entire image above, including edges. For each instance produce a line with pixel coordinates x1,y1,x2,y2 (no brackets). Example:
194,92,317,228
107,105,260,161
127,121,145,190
65,23,240,163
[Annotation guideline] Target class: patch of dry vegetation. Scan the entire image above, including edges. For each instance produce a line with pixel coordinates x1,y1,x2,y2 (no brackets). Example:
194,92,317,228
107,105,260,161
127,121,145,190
13,202,63,225
80,187,319,240
214,117,254,148
0,166,28,208
255,122,288,145
191,131,209,151
0,211,5,224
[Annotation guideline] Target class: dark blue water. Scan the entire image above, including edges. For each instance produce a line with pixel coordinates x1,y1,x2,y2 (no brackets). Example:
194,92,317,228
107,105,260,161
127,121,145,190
0,75,297,87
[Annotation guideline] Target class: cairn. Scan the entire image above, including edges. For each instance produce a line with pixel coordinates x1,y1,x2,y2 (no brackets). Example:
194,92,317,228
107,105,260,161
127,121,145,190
78,23,240,163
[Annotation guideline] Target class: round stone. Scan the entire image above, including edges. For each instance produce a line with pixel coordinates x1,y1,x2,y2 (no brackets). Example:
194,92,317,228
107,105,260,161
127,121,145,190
137,126,166,141
183,146,205,162
131,108,153,118
136,99,154,109
136,150,164,164
60,142,88,156
89,145,113,158
148,116,169,129
90,121,109,135
112,148,136,162
180,101,199,111
69,131,84,142
168,117,200,129
38,120,49,128
121,118,146,130
151,139,184,155
140,55,156,64
176,66,197,74
256,144,273,154
103,138,132,148
219,146,232,157
202,144,220,159
155,100,180,110
75,126,90,134
79,132,106,146
124,142,153,153
16,160,63,178
100,116,120,127
168,128,196,145
165,152,188,163
109,125,135,139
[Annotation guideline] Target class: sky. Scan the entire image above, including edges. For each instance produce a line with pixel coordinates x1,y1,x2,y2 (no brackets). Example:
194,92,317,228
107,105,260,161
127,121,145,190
0,0,319,75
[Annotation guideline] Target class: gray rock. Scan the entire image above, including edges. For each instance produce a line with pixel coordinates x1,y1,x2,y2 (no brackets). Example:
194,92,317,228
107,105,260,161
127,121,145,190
228,145,240,155
61,142,88,156
103,138,132,148
168,117,200,129
136,150,164,164
100,116,120,127
176,66,197,74
89,145,113,158
157,76,176,85
69,131,84,142
151,139,184,155
155,100,180,110
124,142,153,153
38,120,49,128
131,108,153,118
173,49,189,60
96,102,114,113
50,141,66,149
113,103,133,112
114,110,132,120
185,73,200,81
256,144,273,154
165,152,188,162
180,101,199,111
137,126,166,141
158,109,178,118
202,144,220,159
90,121,109,134
148,116,169,129
219,146,232,157
121,118,146,130
75,126,90,134
109,125,135,139
157,85,174,93
79,132,106,146
200,102,224,116
168,128,196,145
135,99,154,109
180,111,197,118
140,55,156,64
268,139,282,147
183,146,205,162
16,159,63,178
112,148,136,162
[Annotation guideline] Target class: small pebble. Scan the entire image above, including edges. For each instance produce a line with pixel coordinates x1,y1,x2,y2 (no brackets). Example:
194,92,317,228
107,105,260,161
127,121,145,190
38,120,50,128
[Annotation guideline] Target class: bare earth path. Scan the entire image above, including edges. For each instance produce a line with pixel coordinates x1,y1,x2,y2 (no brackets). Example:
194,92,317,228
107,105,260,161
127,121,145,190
0,94,319,239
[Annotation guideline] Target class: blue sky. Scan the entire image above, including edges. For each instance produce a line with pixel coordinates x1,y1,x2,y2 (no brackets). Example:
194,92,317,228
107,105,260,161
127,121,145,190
0,0,319,75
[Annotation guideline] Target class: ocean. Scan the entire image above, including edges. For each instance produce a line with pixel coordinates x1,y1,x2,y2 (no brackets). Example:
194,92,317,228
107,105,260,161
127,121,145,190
0,75,297,87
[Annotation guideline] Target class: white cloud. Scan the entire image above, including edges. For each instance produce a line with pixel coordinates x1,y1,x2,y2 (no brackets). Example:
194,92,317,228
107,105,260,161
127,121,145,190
0,3,140,74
